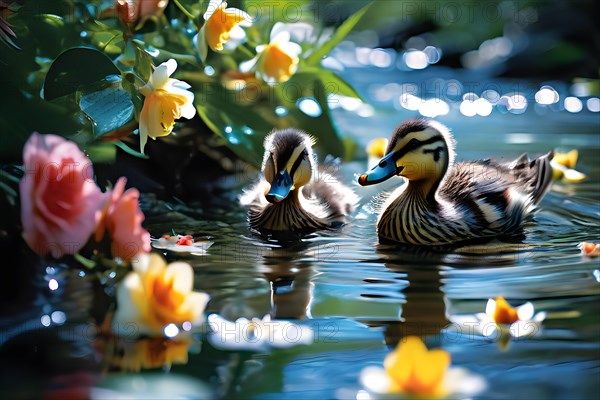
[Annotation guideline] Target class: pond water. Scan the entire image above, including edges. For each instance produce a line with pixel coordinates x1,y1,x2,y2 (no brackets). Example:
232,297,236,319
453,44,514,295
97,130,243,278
1,65,599,399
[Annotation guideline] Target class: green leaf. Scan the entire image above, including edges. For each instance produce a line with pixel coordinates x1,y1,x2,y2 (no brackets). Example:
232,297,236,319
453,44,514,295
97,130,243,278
305,2,373,66
78,75,135,138
194,83,273,166
121,72,145,119
295,69,364,100
273,75,347,160
43,47,120,100
132,40,153,82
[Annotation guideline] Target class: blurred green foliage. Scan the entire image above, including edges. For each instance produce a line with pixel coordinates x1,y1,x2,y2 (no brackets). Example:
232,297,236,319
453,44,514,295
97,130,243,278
0,0,373,167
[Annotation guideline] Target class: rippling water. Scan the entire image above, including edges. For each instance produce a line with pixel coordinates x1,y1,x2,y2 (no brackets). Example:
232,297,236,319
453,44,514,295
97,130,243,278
138,126,600,398
1,83,599,399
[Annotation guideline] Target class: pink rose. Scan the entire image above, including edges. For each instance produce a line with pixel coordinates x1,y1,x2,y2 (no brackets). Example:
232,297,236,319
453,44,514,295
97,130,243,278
96,177,151,262
20,133,106,257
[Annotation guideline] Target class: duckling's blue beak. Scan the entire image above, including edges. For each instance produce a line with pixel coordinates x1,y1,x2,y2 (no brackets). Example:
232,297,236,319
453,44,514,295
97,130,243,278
358,151,402,186
266,170,294,203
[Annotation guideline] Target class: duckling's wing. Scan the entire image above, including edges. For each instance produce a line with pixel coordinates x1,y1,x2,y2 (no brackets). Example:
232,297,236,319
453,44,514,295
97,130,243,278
442,152,553,205
508,151,554,205
302,173,359,220
439,152,553,233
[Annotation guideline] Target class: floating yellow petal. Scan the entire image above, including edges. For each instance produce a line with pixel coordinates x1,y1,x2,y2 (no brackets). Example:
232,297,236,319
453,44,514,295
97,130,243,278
384,336,450,396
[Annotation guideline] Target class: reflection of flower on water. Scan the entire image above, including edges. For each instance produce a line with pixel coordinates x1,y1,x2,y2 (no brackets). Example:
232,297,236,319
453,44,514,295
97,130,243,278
207,313,313,352
152,234,213,255
360,336,485,398
115,337,191,372
112,253,210,336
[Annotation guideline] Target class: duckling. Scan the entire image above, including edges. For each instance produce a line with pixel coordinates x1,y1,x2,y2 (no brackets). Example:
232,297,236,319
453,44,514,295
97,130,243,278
358,118,554,245
241,128,358,233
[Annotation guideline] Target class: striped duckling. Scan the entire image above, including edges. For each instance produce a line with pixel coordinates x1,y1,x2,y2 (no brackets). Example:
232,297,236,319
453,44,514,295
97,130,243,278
242,128,357,234
358,118,554,245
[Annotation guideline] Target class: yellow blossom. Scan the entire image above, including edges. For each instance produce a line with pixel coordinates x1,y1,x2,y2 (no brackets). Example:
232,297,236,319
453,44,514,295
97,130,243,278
366,137,388,169
138,59,196,152
240,23,303,84
196,0,251,60
551,149,586,182
384,336,450,396
478,296,546,340
113,253,209,336
360,336,486,397
553,149,578,169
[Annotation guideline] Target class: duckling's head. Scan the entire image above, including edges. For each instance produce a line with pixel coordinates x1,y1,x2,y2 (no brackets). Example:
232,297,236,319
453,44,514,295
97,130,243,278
358,118,455,186
261,128,316,203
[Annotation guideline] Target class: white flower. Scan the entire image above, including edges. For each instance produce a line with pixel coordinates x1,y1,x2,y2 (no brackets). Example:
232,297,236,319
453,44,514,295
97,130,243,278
448,296,547,342
207,313,313,352
152,234,213,255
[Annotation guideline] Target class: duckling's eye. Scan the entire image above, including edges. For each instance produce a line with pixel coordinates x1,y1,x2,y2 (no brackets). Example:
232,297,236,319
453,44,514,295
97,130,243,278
406,138,421,150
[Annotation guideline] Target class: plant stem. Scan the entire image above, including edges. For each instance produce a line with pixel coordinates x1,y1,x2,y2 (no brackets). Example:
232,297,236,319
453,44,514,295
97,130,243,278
173,0,197,21
238,44,255,59
156,48,198,64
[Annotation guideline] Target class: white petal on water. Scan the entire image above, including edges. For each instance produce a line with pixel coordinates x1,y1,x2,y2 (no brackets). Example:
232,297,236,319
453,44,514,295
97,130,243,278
516,302,535,321
359,366,391,394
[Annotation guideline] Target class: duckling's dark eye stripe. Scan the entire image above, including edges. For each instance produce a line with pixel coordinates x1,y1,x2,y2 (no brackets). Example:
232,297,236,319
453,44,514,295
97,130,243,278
289,148,308,177
391,135,444,161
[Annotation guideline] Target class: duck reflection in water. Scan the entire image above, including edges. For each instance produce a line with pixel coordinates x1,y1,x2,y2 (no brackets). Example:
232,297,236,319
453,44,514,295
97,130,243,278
260,246,315,320
377,245,449,345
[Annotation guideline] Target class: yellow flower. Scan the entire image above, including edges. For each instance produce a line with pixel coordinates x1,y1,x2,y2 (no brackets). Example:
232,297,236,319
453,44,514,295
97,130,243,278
551,149,586,182
489,296,519,324
138,59,196,153
477,296,546,340
113,253,209,336
553,149,578,169
366,137,389,169
360,336,486,397
196,0,251,61
118,338,190,372
240,23,303,84
385,336,450,396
